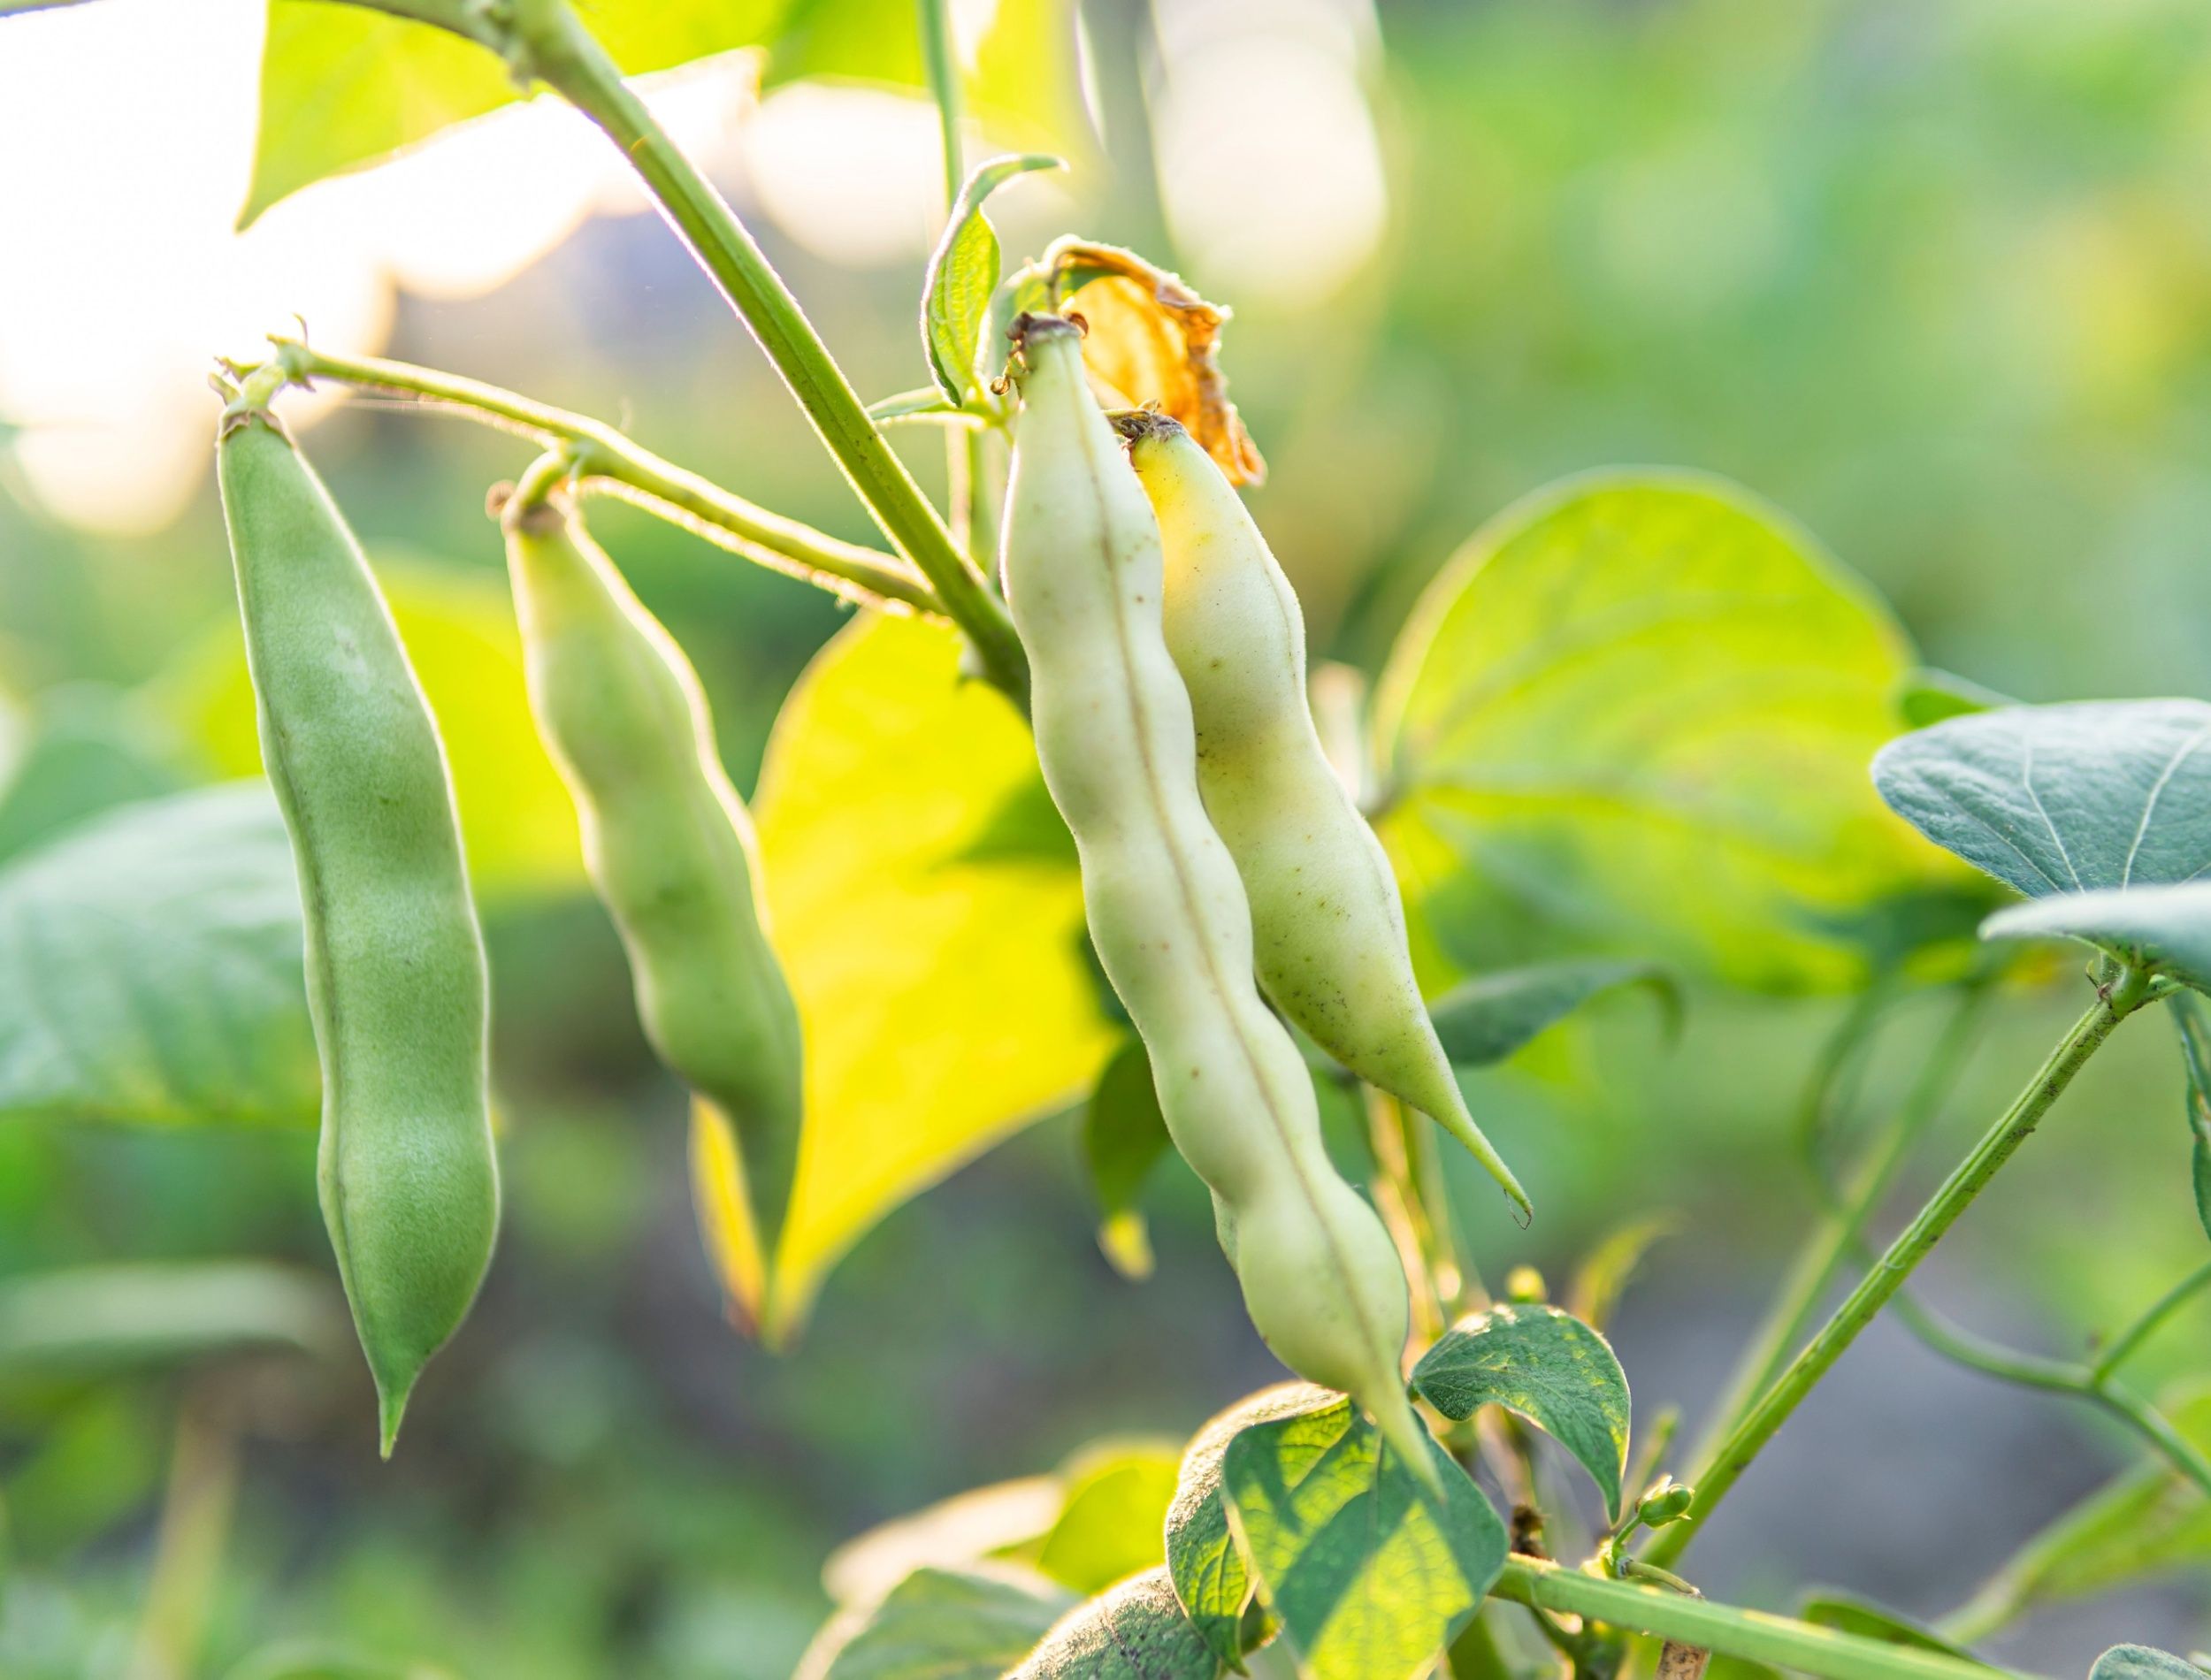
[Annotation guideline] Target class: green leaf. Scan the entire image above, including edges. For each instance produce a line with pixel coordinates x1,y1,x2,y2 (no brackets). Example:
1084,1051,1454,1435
0,1262,340,1374
223,1645,463,1680
822,1476,1067,1606
244,0,786,225
1374,471,1946,996
1982,884,2211,993
1082,1039,1171,1280
765,0,1094,162
0,783,319,1129
1033,1441,1182,1596
753,615,1113,1336
1220,1396,1506,1680
801,1565,1077,1680
0,684,180,867
1796,1593,1972,1657
1897,668,2015,730
1009,1568,1219,1680
1427,958,1679,1067
2175,999,2211,1244
922,154,1066,403
1165,1384,1343,1668
868,388,972,424
1872,700,2211,900
1411,1302,1631,1519
2091,1650,2208,1680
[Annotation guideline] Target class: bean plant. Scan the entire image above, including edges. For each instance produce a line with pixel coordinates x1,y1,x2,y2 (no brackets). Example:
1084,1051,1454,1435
4,2,2211,1678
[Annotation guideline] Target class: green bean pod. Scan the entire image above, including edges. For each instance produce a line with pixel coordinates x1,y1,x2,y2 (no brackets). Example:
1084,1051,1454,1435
501,481,802,1332
1122,416,1531,1223
217,398,498,1455
1002,317,1429,1478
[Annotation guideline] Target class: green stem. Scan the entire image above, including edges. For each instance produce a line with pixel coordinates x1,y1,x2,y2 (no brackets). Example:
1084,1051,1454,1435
1495,1558,2031,1680
1690,980,1992,1481
2092,1257,2211,1382
504,0,1029,702
267,340,938,614
915,0,997,573
1650,980,2144,1568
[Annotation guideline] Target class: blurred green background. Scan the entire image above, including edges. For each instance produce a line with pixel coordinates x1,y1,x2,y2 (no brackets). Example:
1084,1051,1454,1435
4,0,2211,1674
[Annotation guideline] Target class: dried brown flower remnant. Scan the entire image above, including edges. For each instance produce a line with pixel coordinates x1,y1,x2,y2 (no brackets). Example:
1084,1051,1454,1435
1042,239,1266,486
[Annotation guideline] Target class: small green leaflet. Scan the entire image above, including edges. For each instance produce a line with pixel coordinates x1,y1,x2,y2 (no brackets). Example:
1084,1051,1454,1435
1082,1039,1172,1279
1895,668,2014,730
1411,1303,1631,1519
1872,700,2211,899
1008,1568,1218,1680
799,1565,1076,1680
1165,1383,1341,1668
922,154,1065,404
1220,1397,1505,1680
1982,884,2211,996
1031,1440,1182,1595
2089,1649,2209,1680
1795,1593,1971,1657
2172,998,2211,1245
1427,958,1679,1066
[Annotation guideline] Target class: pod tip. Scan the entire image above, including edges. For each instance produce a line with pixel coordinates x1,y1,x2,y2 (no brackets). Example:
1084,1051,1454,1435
376,1383,411,1460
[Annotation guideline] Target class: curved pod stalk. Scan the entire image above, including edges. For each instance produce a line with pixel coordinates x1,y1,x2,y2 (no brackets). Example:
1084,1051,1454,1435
216,398,499,1455
1002,317,1429,1479
500,479,802,1333
1122,416,1529,1221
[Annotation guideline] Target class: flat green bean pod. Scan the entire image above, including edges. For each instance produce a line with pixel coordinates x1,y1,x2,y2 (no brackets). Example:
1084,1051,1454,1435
218,393,499,1455
1123,415,1530,1223
501,475,802,1333
1002,317,1430,1479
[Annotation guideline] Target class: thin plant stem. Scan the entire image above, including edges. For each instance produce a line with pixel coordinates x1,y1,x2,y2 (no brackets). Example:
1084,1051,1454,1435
504,0,1029,701
2092,1257,2211,1382
265,340,939,614
126,1399,239,1680
1649,978,2146,1569
1494,1557,2033,1680
1689,979,1993,1480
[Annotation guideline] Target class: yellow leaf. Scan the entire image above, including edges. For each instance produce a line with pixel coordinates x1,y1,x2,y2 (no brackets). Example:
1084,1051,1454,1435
753,613,1113,1337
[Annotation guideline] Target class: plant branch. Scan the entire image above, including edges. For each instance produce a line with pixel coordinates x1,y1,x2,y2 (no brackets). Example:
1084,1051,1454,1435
264,339,940,614
1650,976,2146,1567
1494,1557,2031,1680
501,0,1029,701
2092,1257,2211,1383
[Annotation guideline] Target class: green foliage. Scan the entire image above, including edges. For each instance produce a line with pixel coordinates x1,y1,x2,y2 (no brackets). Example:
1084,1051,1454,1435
1219,1397,1505,1680
1873,701,2211,899
802,1565,1075,1680
1374,472,1946,995
0,684,180,865
1427,958,1679,1067
922,155,1065,405
1983,884,2211,994
1164,1385,1341,1668
1410,1302,1631,1519
2091,1650,2208,1680
1007,1569,1216,1680
0,1261,338,1374
1796,1594,1972,1658
1080,1039,1171,1280
0,784,317,1128
1029,1442,1181,1596
222,1643,463,1680
243,0,786,225
1895,670,2013,731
